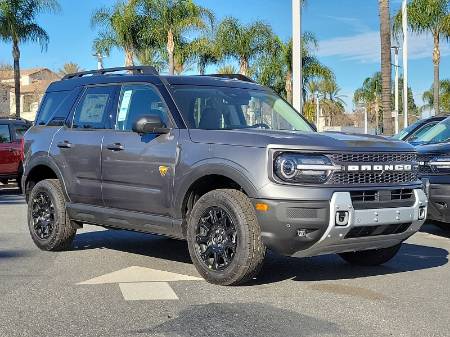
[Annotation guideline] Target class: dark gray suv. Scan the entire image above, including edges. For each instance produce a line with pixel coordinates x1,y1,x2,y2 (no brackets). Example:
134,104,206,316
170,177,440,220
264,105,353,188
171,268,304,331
23,66,428,285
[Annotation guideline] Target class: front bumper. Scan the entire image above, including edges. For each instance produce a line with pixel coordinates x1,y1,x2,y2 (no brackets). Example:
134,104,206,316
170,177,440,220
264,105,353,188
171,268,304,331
254,189,428,257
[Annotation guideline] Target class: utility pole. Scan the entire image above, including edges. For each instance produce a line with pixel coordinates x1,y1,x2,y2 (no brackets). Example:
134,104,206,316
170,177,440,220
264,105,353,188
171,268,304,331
94,53,104,70
392,46,400,134
402,0,408,128
316,92,320,131
364,107,368,134
292,0,302,113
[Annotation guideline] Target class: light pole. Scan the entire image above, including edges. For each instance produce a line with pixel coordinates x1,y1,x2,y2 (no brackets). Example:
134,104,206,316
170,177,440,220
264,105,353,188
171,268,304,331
292,0,302,113
93,53,104,70
316,92,320,131
402,0,408,128
364,107,368,134
392,46,400,134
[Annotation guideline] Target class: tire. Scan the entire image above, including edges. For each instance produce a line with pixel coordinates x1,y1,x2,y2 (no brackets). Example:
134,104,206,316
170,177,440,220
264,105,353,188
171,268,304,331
27,179,77,251
338,244,402,266
187,189,266,286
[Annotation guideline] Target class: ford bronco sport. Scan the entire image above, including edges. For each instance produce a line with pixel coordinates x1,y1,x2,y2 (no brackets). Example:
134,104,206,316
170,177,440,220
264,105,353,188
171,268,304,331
23,66,428,285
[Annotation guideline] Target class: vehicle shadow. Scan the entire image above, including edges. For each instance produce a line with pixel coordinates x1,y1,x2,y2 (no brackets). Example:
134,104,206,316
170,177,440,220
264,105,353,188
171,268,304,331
73,228,448,284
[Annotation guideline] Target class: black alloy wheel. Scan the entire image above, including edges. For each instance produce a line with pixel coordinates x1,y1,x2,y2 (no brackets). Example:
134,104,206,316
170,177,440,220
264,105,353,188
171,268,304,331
31,191,55,240
195,206,237,271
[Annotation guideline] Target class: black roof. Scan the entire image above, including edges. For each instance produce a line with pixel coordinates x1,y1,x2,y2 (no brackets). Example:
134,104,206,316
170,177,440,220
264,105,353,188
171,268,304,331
47,66,264,92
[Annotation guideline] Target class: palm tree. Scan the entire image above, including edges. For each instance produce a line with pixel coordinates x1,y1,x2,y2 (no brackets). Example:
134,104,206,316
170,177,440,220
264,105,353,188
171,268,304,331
58,62,83,77
189,29,218,75
136,47,166,72
256,33,333,105
139,0,214,75
91,0,141,67
217,64,238,75
354,72,382,132
422,79,450,112
0,0,60,118
216,17,273,76
394,0,450,114
379,0,393,135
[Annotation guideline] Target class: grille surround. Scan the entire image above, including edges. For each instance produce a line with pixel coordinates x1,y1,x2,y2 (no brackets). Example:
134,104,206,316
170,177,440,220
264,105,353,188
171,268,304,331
327,152,419,186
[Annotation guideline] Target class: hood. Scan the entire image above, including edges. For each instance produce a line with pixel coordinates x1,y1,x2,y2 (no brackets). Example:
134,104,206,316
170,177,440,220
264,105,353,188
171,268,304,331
416,142,450,155
188,129,415,152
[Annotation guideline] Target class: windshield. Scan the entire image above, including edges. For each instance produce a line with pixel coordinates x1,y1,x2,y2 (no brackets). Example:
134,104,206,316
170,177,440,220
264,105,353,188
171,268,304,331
171,85,314,132
415,117,450,144
392,120,421,140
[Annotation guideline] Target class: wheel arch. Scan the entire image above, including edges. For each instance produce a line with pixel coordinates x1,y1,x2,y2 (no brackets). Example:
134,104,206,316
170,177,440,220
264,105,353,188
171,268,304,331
23,154,69,203
174,161,258,237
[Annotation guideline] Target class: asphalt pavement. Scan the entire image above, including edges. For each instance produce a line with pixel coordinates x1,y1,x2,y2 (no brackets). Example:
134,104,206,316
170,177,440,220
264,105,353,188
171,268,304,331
0,183,449,337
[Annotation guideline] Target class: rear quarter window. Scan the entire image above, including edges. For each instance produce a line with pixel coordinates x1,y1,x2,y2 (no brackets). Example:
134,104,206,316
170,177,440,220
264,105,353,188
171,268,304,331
36,90,78,126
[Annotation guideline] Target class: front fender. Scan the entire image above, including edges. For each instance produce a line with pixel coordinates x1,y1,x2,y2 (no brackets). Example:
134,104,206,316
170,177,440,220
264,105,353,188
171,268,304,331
173,158,258,219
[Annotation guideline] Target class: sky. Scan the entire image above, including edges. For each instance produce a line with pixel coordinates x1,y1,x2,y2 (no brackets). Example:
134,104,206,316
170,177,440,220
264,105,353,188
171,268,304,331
0,0,449,112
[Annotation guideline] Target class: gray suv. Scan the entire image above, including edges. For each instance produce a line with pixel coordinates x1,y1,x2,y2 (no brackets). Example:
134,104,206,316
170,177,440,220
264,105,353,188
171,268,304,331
23,66,428,285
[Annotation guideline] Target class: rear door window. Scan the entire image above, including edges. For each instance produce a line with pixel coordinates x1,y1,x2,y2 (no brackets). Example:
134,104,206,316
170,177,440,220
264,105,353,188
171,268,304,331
72,86,117,129
0,125,11,143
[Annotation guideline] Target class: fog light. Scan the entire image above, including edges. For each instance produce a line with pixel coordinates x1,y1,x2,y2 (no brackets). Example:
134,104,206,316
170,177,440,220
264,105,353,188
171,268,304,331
335,211,349,226
418,206,426,220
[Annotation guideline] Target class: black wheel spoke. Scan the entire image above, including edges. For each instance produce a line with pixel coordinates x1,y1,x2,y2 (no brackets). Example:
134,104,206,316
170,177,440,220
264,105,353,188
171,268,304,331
195,206,237,271
30,192,55,240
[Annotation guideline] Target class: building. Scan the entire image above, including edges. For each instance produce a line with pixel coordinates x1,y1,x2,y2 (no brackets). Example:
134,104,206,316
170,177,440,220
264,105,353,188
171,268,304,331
0,68,60,121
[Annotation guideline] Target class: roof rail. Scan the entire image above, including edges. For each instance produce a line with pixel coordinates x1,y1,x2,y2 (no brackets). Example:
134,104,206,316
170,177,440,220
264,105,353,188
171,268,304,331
62,66,159,80
203,74,255,83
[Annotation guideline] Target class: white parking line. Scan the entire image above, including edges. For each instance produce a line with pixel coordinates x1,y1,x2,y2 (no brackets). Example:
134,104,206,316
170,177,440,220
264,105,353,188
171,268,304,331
119,282,179,301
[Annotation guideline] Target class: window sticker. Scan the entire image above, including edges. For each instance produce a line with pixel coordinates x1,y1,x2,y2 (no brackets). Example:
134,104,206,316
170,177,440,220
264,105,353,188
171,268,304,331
118,90,133,122
79,94,109,123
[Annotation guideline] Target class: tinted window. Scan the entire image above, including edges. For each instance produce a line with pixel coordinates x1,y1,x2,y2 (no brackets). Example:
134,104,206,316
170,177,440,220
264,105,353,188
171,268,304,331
14,124,30,140
36,91,75,126
172,86,313,132
408,122,437,142
0,125,11,143
73,86,115,129
116,84,169,131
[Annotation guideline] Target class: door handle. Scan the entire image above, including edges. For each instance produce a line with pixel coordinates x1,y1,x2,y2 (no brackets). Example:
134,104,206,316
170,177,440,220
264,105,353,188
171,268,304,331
57,141,72,149
106,143,124,151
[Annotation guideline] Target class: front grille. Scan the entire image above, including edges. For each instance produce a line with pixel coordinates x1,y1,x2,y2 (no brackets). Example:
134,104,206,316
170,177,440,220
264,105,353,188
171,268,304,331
391,189,414,200
327,152,419,185
350,189,415,209
345,223,411,239
331,152,417,163
329,171,418,185
350,191,378,202
417,153,438,175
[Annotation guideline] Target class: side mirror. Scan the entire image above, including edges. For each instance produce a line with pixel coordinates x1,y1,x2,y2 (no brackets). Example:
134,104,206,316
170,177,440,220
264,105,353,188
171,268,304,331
132,115,170,135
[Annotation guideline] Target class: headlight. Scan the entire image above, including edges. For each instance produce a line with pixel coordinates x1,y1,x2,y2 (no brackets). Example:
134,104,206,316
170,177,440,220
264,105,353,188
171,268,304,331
274,153,338,184
429,155,450,174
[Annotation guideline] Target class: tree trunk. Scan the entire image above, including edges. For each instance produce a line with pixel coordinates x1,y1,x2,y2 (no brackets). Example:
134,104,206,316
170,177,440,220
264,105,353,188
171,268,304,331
199,60,206,76
285,70,293,104
433,33,440,115
239,58,249,76
379,0,393,135
12,40,21,119
167,29,175,75
124,47,134,67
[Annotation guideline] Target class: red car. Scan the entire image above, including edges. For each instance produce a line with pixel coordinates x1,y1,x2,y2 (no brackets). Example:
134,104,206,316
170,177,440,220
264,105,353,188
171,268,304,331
0,118,30,189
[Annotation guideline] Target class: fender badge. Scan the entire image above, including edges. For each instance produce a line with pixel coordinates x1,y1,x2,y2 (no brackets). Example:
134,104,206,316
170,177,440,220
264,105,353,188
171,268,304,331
159,166,169,177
